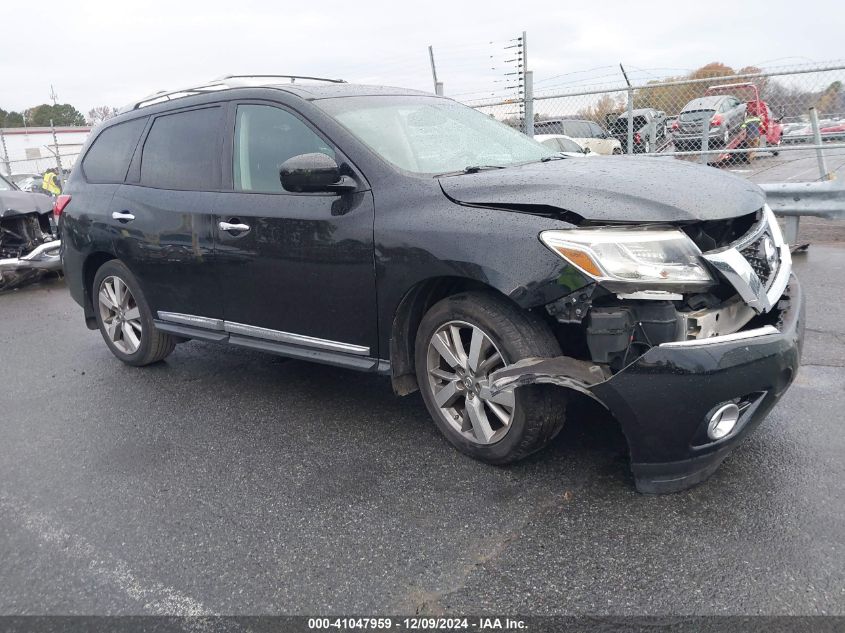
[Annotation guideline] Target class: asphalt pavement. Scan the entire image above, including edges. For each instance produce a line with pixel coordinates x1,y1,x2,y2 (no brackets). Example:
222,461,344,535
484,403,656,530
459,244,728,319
0,246,843,617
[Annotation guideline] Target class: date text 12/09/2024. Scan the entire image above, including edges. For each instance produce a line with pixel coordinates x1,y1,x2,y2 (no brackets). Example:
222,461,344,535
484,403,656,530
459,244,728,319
307,618,527,630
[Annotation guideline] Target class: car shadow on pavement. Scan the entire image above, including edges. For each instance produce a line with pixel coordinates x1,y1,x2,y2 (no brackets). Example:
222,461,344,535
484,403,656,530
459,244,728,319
123,341,636,494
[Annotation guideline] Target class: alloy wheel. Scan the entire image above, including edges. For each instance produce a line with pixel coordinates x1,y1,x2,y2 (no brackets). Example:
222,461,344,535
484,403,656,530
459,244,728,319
98,276,142,354
426,320,515,445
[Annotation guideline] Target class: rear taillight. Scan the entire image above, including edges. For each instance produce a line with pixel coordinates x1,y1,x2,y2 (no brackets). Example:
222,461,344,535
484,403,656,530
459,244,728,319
710,114,724,127
634,132,642,144
54,194,72,217
671,120,679,130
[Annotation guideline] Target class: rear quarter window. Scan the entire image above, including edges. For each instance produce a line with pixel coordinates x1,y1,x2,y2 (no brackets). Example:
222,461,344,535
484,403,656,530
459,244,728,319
140,107,223,190
81,117,148,183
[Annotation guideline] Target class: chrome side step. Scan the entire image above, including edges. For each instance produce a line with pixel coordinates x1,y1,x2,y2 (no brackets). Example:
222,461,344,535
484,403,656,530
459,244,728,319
155,311,376,366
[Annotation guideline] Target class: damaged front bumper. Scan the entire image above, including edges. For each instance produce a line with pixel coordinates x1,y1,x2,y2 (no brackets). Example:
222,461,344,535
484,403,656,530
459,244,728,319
0,240,63,290
488,275,805,494
0,239,62,273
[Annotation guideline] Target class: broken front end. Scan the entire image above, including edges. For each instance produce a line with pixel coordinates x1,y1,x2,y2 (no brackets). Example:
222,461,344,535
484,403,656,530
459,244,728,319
492,205,804,493
0,206,62,292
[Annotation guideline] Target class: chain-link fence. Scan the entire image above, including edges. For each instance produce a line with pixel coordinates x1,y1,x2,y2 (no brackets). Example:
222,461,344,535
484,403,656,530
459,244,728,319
465,62,845,183
0,124,88,193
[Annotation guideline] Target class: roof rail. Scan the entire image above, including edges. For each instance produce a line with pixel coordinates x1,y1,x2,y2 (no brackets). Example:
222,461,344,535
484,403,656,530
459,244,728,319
216,74,346,84
118,74,346,113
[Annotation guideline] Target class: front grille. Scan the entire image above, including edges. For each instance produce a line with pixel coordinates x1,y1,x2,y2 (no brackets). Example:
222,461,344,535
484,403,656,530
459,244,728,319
683,211,758,251
740,230,779,289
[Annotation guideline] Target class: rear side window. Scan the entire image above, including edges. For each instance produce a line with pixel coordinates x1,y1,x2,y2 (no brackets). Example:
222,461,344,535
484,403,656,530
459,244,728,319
611,116,647,132
82,117,147,183
140,107,222,190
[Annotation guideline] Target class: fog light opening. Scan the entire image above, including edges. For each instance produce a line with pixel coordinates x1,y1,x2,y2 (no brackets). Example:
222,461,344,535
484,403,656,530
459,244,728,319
707,403,740,440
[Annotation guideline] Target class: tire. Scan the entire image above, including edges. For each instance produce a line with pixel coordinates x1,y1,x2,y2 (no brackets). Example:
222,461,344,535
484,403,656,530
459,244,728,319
414,291,565,465
644,140,651,153
612,146,623,155
92,259,175,366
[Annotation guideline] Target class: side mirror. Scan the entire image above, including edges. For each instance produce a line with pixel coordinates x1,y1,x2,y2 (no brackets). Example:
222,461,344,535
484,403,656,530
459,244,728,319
279,153,356,193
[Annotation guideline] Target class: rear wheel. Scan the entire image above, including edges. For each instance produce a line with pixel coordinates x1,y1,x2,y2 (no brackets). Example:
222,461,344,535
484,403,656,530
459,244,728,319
612,146,623,155
93,260,175,366
415,291,565,464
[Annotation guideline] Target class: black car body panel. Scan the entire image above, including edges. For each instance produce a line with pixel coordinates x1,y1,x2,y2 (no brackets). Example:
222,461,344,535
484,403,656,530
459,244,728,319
60,82,803,493
438,157,765,223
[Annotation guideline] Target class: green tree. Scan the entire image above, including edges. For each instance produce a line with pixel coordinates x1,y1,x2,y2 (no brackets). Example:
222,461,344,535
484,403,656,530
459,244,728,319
24,103,86,127
2,110,25,127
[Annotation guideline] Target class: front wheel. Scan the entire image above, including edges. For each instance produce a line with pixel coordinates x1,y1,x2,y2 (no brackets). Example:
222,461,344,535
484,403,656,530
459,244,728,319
415,291,565,464
93,260,175,366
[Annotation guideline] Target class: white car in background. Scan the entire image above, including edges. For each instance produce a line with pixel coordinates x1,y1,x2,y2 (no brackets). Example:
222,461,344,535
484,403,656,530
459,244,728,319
535,134,595,157
533,119,623,155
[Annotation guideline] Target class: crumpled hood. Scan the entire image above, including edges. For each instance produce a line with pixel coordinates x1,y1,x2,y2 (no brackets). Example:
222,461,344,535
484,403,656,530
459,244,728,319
0,190,53,218
438,156,766,224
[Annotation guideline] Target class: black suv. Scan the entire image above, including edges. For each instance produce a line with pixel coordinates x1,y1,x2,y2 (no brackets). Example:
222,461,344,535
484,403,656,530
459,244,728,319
59,76,804,493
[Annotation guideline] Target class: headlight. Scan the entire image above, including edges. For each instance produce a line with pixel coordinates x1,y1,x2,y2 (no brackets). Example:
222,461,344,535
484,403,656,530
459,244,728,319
540,227,713,287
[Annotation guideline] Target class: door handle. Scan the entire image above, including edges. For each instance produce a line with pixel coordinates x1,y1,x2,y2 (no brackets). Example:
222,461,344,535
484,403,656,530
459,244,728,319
112,211,135,222
218,221,251,233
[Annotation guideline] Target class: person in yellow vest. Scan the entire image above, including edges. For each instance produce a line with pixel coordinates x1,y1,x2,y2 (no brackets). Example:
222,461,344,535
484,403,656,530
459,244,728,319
42,169,62,196
741,112,762,163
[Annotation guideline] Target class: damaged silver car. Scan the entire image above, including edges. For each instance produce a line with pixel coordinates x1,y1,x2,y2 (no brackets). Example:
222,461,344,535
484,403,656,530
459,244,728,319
0,173,62,291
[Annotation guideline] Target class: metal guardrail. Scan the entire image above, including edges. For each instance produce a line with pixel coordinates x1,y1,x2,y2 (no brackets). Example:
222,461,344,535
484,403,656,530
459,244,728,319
761,180,845,244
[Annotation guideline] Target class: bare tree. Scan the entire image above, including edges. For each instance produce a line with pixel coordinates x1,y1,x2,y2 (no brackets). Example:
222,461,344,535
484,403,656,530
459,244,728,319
87,105,118,126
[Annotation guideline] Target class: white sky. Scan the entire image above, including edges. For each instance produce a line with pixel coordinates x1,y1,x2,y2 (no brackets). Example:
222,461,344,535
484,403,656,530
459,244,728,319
2,0,841,115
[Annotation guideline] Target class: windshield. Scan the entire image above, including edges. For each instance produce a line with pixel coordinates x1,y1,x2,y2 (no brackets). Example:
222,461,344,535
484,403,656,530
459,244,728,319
679,109,714,122
317,95,554,175
0,174,16,191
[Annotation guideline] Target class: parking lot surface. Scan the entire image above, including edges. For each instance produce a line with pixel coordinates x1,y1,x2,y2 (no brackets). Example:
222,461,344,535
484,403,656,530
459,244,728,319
0,246,843,616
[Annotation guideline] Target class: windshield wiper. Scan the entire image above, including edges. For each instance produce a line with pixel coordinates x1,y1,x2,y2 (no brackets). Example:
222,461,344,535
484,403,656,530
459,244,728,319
435,165,506,177
540,154,567,162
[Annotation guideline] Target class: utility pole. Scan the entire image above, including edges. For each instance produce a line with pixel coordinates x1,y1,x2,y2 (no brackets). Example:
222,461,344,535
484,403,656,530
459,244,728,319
428,45,443,96
0,129,11,177
50,85,59,106
523,31,533,136
50,119,65,189
620,64,634,155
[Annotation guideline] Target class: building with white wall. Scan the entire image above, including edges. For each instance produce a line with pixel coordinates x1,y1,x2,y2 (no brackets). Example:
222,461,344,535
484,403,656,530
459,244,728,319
0,126,91,176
